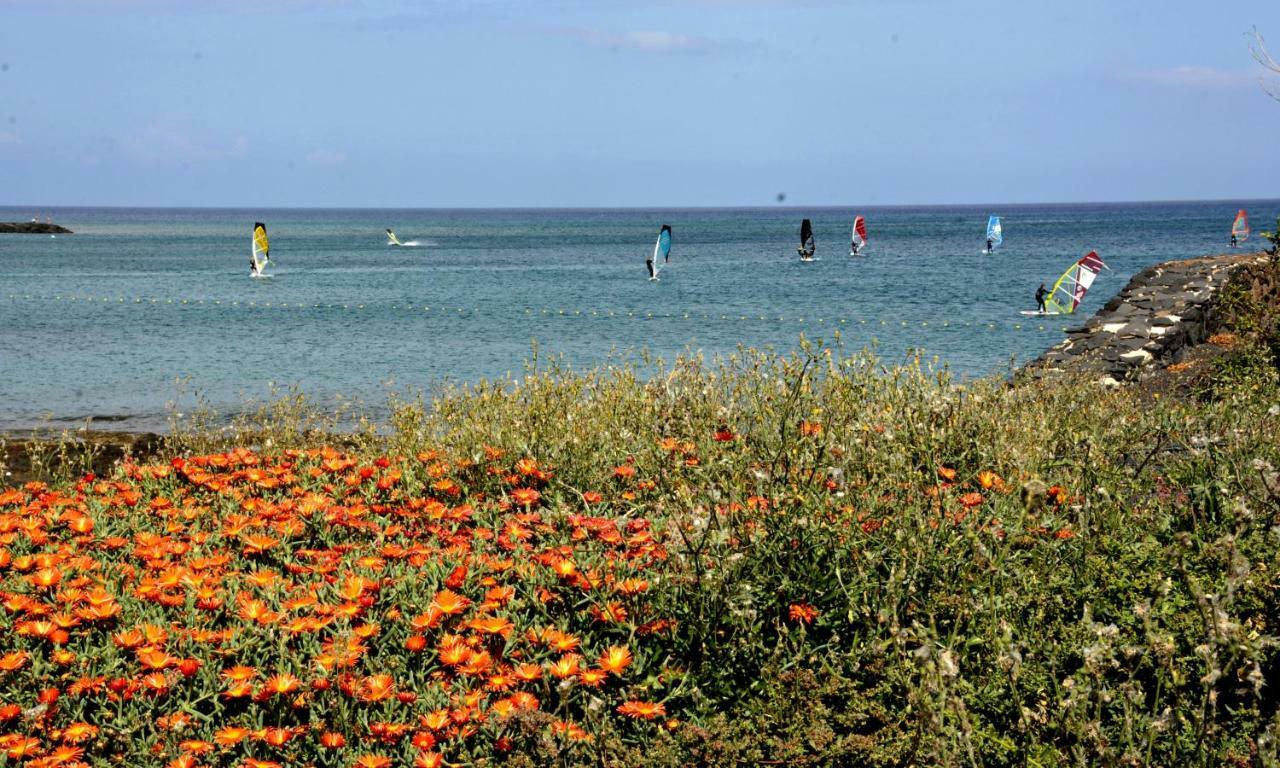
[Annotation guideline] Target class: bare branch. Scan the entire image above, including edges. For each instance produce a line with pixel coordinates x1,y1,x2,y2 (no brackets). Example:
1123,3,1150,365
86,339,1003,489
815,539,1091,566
1251,26,1280,100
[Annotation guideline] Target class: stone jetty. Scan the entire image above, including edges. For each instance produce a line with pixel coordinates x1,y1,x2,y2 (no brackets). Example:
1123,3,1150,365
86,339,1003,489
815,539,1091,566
1024,252,1269,386
0,222,73,234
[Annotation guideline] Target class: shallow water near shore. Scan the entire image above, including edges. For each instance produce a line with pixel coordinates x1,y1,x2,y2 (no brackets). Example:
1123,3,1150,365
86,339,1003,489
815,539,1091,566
1,200,1275,431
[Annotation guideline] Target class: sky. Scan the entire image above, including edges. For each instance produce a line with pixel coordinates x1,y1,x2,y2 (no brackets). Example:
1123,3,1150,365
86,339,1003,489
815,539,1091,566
1,0,1277,208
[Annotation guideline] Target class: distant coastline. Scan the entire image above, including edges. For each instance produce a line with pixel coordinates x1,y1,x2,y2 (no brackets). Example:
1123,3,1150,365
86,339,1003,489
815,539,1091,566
0,221,72,234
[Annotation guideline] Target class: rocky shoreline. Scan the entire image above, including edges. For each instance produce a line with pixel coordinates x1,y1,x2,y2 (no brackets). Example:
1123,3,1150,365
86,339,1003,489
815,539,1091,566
0,221,73,234
2,430,163,484
1022,251,1269,385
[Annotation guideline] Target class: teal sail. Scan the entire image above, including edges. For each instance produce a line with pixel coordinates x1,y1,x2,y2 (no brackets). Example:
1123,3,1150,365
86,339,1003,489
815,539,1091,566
647,225,672,280
986,216,1003,251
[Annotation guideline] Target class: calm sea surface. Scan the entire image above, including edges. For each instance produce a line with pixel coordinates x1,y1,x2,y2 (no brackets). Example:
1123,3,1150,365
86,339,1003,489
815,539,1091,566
1,202,1275,431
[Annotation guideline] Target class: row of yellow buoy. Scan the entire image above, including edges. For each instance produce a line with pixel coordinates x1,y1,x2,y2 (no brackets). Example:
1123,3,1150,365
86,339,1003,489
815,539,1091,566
5,293,1066,332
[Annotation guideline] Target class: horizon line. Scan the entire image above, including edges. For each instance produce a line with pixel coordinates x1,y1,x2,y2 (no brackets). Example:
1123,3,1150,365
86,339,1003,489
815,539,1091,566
2,196,1278,214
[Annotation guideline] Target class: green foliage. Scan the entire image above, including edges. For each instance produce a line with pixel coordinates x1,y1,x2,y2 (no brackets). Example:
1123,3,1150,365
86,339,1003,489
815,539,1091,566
1261,215,1280,256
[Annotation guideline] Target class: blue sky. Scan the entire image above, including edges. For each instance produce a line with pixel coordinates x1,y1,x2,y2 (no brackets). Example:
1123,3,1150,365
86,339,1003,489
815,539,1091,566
1,0,1277,207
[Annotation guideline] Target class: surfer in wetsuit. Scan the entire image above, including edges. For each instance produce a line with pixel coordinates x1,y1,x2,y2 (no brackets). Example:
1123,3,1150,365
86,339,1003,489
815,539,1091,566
1231,233,1238,247
986,238,994,253
1035,283,1048,313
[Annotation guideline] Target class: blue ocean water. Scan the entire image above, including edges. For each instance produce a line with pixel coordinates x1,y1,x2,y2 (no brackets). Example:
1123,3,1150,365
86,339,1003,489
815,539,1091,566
1,202,1275,431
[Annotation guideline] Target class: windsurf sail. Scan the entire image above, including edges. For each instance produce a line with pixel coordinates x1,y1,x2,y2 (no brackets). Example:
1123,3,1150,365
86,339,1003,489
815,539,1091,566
386,229,403,246
1232,210,1250,242
798,218,815,259
851,216,867,253
251,222,270,273
655,225,672,265
986,216,1003,250
1043,250,1108,315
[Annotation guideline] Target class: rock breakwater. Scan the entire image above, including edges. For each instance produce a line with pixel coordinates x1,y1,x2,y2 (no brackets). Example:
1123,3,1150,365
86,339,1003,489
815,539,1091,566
1024,252,1269,385
0,222,73,234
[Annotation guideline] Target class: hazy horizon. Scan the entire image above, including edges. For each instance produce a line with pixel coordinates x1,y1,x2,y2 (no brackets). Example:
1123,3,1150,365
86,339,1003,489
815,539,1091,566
5,197,1280,215
3,0,1278,208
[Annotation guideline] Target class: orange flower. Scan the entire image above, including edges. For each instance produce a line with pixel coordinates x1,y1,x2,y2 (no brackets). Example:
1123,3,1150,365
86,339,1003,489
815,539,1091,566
614,578,649,595
510,487,541,507
543,629,580,653
62,722,100,743
420,710,450,731
136,647,175,670
549,654,581,679
29,567,61,589
958,492,985,508
976,470,1004,491
354,756,392,768
598,646,633,676
222,666,258,683
612,464,637,480
215,727,251,746
5,736,41,760
259,727,296,747
262,673,302,697
512,663,542,682
468,616,513,637
437,638,471,667
178,739,214,754
319,732,346,749
359,674,396,702
141,671,170,695
798,420,823,437
240,534,279,555
617,700,667,719
429,589,470,617
788,603,819,624
0,651,30,672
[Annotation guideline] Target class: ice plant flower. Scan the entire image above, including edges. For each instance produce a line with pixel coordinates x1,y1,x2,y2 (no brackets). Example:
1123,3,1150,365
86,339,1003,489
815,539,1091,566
617,700,667,719
788,603,819,625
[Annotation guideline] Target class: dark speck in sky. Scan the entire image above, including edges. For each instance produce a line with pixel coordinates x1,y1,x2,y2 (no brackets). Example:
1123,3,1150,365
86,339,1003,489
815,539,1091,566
890,33,900,44
1,63,9,72
194,51,203,61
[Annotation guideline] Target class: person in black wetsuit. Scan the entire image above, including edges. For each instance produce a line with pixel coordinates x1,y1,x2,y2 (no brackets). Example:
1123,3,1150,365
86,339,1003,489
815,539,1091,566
986,237,994,253
1035,283,1048,313
1231,233,1238,247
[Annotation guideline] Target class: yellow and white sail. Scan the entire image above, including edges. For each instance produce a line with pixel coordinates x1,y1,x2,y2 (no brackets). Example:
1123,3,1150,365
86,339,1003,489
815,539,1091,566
251,222,270,274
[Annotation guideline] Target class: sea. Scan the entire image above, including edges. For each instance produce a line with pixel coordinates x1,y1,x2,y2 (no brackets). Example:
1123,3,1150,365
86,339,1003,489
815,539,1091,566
1,201,1275,432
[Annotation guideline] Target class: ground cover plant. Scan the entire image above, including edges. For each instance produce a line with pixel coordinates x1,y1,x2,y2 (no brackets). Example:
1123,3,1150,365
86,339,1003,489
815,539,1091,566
1,341,1278,767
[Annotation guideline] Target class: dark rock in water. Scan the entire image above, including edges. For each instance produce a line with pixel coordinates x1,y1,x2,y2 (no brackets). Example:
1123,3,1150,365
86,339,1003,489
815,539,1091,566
0,222,73,234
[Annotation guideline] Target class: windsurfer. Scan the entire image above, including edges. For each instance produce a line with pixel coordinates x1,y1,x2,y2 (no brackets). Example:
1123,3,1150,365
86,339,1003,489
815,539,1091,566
986,238,994,253
1035,283,1048,313
1231,233,1238,247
